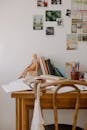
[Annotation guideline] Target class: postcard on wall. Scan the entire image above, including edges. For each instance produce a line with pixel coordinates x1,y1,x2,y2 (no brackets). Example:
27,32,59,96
51,0,62,5
37,0,48,7
71,24,77,33
46,10,61,21
82,34,87,41
66,34,78,50
82,11,87,21
56,18,63,26
77,19,83,29
78,34,87,41
71,18,83,34
82,21,87,33
46,27,54,35
78,34,82,41
73,0,87,4
72,19,82,29
71,0,87,11
77,19,82,29
33,15,43,30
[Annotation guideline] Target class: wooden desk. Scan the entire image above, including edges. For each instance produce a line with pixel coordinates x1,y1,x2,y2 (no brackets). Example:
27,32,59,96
11,90,87,130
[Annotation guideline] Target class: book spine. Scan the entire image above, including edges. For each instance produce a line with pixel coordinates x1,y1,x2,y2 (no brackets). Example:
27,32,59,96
54,67,62,77
55,67,65,77
45,59,55,75
41,57,49,74
39,57,49,75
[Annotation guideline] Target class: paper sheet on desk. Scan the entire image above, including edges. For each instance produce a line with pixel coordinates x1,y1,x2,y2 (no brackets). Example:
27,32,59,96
75,84,87,91
46,84,87,93
2,78,32,93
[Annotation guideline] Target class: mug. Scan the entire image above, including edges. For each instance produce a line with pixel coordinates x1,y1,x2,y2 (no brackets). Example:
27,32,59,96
71,71,80,80
84,72,87,81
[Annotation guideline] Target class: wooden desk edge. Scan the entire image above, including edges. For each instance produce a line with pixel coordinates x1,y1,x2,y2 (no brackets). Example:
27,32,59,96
11,90,87,109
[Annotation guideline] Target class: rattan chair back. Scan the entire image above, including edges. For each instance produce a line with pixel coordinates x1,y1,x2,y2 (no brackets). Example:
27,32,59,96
53,83,80,130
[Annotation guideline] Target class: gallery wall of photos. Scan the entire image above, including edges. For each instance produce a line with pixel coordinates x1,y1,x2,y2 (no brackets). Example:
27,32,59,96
33,0,87,50
67,0,87,50
33,0,65,34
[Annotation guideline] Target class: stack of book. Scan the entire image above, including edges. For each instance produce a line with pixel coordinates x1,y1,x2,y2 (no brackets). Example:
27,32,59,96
39,56,66,78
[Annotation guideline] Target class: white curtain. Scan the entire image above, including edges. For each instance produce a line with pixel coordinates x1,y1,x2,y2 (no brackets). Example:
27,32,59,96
30,83,45,130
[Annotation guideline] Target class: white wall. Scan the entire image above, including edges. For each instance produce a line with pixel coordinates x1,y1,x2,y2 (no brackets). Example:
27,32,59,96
0,0,87,130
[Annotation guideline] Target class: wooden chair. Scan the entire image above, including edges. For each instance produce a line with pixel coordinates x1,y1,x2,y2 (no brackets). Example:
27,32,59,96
44,80,85,130
84,122,87,130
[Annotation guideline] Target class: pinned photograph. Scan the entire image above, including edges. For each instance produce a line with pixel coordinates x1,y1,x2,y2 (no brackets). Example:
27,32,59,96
33,15,43,30
37,0,48,7
77,19,83,29
74,0,87,4
78,34,87,41
46,27,54,35
82,21,87,33
66,34,78,50
56,18,63,26
71,24,77,33
82,34,87,41
51,0,62,4
78,34,83,41
46,10,61,21
72,19,82,29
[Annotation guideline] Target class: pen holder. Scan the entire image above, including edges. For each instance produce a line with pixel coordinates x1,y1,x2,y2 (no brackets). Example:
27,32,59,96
71,71,80,80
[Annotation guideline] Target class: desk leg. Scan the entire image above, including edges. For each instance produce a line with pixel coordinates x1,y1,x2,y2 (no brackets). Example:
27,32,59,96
16,98,22,130
26,108,29,130
21,99,29,130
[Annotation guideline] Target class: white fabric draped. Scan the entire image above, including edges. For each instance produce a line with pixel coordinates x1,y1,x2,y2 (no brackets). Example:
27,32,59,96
30,84,45,130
